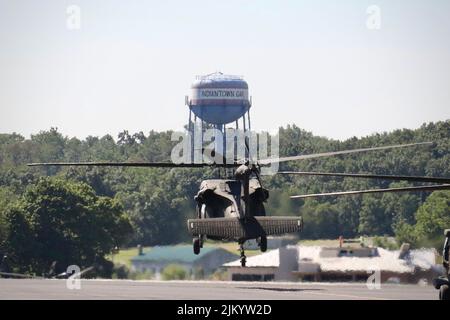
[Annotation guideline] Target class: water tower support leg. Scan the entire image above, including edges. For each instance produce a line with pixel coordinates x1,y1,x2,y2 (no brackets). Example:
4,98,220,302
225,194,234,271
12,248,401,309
189,109,194,163
247,111,251,160
242,115,248,159
223,124,226,164
234,120,239,162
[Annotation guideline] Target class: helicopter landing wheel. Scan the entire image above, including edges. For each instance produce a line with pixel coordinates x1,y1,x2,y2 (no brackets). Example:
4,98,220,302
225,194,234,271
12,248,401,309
239,243,246,267
240,255,246,267
198,234,205,248
440,284,450,300
193,237,201,255
259,235,267,252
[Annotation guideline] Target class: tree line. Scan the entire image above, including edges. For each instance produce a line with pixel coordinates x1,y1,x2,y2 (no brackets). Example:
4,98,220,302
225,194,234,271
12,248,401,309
0,121,449,276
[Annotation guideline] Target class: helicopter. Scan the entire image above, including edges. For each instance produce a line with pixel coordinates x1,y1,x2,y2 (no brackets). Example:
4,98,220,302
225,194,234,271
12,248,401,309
28,141,450,267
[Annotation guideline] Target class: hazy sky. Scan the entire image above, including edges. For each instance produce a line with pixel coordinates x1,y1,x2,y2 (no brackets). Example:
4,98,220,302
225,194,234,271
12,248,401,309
0,0,449,140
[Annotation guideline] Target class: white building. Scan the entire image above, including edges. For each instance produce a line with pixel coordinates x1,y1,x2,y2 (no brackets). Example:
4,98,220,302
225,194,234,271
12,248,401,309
223,245,440,283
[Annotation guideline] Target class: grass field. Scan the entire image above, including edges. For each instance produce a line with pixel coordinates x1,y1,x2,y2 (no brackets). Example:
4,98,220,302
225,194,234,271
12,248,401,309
108,242,261,268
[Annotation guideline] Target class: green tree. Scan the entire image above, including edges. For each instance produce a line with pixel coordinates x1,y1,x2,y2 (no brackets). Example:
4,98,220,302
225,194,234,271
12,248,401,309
300,200,340,239
414,190,450,249
1,121,449,246
358,196,390,236
3,178,132,276
381,182,421,229
394,222,418,247
0,187,16,252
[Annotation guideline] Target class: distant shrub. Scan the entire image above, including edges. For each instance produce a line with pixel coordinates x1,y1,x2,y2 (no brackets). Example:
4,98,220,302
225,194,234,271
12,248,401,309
129,270,154,280
193,267,205,280
161,264,187,280
112,264,130,279
209,269,228,281
373,236,399,250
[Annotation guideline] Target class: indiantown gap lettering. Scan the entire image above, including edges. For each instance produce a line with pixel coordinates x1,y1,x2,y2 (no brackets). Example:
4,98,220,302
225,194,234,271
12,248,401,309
193,88,248,100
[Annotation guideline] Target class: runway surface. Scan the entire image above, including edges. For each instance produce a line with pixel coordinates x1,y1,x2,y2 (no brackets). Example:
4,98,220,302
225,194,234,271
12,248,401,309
0,279,438,300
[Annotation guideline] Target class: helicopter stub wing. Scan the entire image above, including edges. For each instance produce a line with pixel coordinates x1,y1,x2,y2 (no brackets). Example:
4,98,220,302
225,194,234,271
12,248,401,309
187,216,303,241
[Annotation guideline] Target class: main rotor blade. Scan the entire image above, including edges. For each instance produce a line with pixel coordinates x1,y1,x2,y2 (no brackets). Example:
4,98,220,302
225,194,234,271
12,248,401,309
290,184,450,199
0,272,44,279
278,171,450,184
27,162,238,168
258,142,432,165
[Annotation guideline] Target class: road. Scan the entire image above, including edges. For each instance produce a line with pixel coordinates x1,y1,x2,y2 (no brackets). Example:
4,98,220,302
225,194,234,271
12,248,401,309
0,279,438,300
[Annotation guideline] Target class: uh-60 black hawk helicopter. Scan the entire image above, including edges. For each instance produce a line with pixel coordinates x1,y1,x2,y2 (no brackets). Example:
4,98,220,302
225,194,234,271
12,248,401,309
28,141,450,267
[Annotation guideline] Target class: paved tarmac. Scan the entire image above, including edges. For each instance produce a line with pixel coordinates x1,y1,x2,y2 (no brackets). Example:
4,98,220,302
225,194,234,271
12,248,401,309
0,279,438,300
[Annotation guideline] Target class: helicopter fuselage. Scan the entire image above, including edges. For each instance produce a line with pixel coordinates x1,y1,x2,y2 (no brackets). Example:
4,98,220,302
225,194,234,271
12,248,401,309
188,177,302,266
194,178,269,222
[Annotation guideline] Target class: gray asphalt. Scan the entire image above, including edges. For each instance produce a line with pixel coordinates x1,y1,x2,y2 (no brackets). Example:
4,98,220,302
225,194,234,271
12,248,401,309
0,279,438,300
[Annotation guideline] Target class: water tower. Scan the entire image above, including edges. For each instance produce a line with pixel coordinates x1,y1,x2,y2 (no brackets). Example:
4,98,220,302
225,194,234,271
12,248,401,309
186,72,252,163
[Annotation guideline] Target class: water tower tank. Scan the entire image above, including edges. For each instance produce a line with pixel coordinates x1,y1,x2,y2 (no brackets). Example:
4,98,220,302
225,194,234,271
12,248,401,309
188,72,251,125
